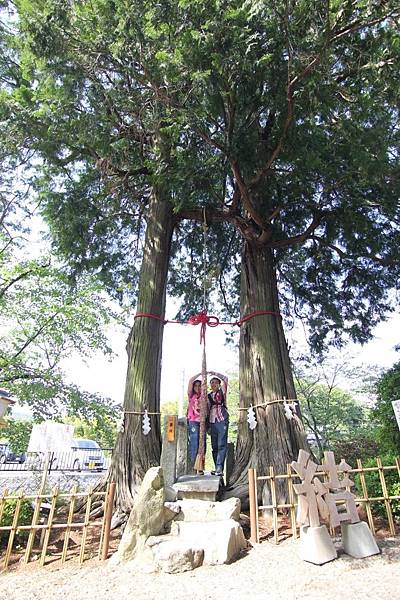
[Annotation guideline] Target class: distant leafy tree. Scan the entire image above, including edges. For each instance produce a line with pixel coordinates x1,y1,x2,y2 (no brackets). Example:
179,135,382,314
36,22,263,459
2,419,32,453
371,360,400,455
294,354,374,460
63,415,119,449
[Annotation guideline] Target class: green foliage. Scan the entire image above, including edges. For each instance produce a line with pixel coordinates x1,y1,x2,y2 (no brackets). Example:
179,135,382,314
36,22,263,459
0,210,125,418
294,354,375,460
371,360,400,455
354,455,400,523
330,434,380,469
0,498,34,547
62,414,118,448
0,0,398,351
2,419,32,453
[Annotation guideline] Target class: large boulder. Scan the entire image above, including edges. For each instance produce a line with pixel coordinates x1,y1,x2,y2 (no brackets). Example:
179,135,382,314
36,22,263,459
147,535,204,573
116,466,165,563
170,519,247,565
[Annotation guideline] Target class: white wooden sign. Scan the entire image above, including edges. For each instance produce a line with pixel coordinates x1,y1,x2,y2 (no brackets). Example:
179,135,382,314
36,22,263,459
392,400,400,431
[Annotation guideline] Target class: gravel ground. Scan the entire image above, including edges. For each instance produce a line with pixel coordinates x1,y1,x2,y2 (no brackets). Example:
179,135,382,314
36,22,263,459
0,536,399,600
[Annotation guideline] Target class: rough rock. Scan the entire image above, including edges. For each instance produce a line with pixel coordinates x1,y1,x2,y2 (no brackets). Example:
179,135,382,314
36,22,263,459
147,536,204,573
171,519,246,565
165,485,178,502
116,466,165,563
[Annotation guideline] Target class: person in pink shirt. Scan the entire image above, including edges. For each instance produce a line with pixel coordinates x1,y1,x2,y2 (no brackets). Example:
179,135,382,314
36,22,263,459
186,373,207,474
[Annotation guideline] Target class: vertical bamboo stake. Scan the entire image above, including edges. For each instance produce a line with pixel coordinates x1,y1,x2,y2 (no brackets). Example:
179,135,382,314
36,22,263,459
287,464,297,539
395,457,400,478
100,482,116,560
98,488,108,559
39,487,59,567
270,466,279,544
356,458,375,534
377,457,395,536
79,487,94,564
61,485,78,564
248,468,259,544
4,491,24,570
24,481,48,564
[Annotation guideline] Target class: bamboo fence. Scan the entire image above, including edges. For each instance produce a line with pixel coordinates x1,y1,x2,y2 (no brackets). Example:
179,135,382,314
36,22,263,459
248,457,400,544
0,482,116,570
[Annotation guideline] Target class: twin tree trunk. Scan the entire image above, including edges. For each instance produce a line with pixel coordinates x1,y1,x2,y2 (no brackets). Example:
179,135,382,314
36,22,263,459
108,191,173,515
228,242,307,506
110,204,306,515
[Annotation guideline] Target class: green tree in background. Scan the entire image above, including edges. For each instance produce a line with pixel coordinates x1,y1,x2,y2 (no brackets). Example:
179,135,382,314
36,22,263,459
371,360,400,455
1,419,32,453
63,415,118,449
294,354,378,461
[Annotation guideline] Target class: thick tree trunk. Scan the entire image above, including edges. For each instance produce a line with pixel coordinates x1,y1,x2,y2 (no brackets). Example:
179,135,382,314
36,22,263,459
228,243,307,507
109,191,174,515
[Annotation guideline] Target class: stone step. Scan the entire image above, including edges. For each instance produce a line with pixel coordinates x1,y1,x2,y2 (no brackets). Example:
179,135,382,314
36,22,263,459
172,474,222,501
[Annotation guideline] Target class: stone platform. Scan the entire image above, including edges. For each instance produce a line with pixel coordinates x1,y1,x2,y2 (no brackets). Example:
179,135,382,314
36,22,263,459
172,474,222,501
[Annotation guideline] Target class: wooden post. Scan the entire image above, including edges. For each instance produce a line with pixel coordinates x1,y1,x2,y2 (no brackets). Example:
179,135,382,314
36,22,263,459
24,488,43,564
248,468,259,544
287,464,297,539
4,491,23,570
377,457,395,536
270,466,279,544
61,485,78,563
101,482,116,560
79,487,94,564
356,458,375,534
39,487,58,567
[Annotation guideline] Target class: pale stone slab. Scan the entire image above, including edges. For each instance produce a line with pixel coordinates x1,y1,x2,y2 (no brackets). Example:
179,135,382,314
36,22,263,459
299,525,337,565
171,519,246,565
174,497,241,522
341,521,380,558
174,474,221,491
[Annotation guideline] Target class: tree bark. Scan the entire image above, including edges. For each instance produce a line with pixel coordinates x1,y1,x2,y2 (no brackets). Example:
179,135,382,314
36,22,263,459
108,190,174,515
227,243,307,506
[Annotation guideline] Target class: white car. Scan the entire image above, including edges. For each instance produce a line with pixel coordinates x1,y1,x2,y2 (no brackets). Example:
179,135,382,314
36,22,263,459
69,439,105,471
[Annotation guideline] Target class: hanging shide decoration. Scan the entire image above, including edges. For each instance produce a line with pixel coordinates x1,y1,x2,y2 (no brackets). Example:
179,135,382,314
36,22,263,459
247,405,257,430
117,408,161,436
142,409,151,435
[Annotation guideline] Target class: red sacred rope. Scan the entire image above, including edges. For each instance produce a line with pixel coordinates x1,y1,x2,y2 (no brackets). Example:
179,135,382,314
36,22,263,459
134,309,281,344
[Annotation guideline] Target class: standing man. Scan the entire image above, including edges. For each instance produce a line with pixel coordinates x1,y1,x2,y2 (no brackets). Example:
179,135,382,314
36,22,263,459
208,372,229,477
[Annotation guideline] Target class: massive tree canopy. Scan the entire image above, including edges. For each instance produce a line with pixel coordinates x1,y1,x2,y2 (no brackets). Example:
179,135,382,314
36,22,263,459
0,0,399,509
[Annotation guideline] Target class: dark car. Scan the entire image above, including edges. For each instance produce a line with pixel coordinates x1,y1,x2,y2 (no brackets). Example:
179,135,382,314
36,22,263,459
0,443,26,464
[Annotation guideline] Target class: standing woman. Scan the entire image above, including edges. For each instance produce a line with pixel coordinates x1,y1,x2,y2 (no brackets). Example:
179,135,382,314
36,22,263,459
186,373,206,474
208,371,229,477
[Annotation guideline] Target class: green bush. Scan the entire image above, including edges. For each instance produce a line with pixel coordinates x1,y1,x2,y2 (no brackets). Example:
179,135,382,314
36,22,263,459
0,498,34,547
355,454,400,523
331,435,380,468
